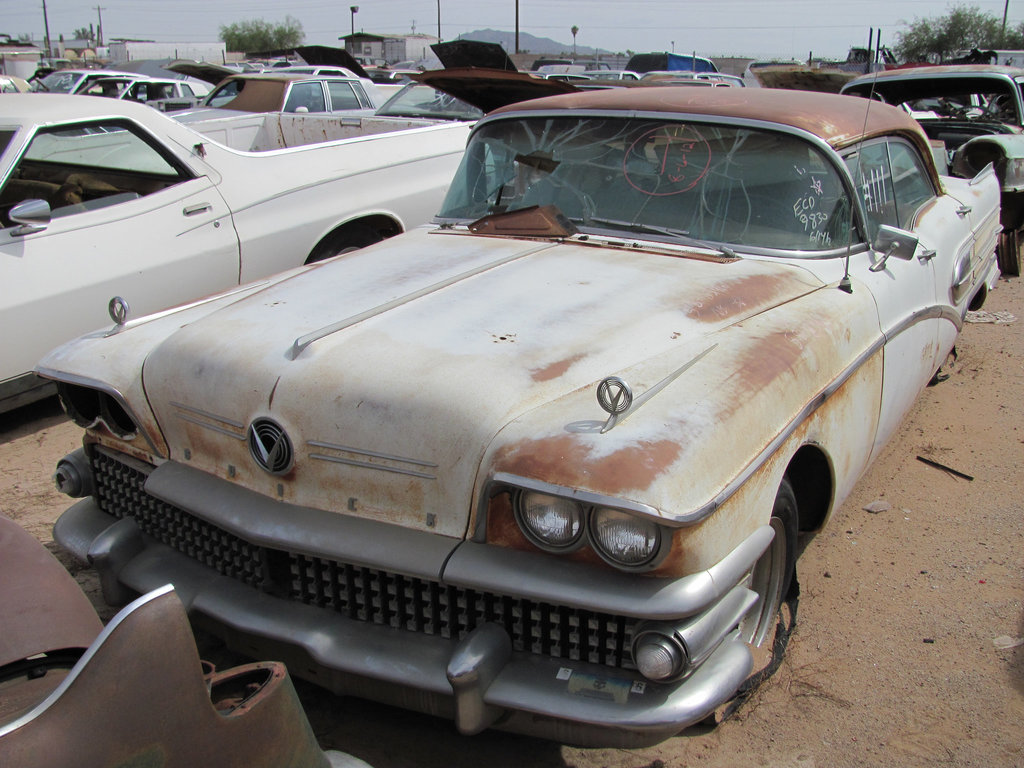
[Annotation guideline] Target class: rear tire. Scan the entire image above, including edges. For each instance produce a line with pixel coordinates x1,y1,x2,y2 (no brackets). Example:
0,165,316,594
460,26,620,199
741,478,798,647
997,230,1021,277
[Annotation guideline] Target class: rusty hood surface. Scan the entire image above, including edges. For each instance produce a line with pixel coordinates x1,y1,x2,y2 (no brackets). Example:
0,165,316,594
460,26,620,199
138,228,834,538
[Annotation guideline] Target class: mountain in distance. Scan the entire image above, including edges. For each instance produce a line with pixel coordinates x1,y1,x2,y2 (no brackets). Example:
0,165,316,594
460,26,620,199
454,28,622,57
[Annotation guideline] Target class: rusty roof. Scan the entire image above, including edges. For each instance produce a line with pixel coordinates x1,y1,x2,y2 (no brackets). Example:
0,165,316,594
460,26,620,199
488,85,930,152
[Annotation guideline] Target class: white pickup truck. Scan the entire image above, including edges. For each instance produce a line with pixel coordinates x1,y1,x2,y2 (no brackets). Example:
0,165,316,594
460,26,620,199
0,94,472,411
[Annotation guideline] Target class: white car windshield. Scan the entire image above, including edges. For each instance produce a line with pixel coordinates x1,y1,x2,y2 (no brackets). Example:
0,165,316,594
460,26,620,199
439,116,856,252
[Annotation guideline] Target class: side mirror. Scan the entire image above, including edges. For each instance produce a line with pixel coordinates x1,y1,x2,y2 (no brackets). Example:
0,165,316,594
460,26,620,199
9,198,52,236
870,224,919,273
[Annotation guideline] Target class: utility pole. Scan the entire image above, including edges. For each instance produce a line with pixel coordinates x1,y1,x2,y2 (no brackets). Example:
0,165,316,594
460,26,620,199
437,0,441,41
95,5,105,47
512,0,520,54
41,0,52,61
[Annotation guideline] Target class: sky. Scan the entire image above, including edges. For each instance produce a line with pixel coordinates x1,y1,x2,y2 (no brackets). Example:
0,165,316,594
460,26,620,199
5,0,1021,61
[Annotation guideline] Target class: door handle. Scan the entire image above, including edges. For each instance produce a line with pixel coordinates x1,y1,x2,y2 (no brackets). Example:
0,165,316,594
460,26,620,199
956,205,972,217
183,203,212,216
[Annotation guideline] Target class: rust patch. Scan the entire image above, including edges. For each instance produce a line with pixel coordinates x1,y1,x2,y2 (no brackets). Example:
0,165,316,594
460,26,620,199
731,328,806,397
493,433,683,496
530,353,587,382
685,273,798,323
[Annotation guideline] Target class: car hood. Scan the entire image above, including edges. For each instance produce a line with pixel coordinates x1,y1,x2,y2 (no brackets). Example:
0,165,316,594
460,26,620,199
142,229,826,539
412,68,579,113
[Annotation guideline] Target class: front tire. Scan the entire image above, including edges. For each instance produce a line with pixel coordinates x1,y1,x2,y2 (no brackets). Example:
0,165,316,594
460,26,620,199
741,478,798,647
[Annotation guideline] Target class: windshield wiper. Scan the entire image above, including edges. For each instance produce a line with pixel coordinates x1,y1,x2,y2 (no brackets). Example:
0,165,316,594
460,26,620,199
578,216,739,257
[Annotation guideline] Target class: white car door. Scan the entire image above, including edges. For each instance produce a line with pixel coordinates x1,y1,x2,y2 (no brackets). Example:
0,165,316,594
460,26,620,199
0,119,240,385
844,137,977,461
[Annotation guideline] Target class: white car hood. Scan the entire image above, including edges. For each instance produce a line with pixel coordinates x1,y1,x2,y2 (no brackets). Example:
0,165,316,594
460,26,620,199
143,228,825,538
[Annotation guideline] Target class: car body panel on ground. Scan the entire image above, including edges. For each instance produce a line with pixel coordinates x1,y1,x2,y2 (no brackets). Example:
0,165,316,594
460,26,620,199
0,514,356,768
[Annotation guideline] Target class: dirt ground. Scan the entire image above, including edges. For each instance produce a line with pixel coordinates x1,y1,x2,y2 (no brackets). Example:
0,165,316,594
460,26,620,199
2,278,1022,768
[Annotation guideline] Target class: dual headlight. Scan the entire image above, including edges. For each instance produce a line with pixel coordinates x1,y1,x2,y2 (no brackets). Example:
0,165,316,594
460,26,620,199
513,489,664,569
57,381,138,439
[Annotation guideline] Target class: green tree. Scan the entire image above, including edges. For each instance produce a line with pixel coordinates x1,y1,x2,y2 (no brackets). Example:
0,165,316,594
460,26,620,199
895,4,1024,62
219,16,304,54
73,26,94,44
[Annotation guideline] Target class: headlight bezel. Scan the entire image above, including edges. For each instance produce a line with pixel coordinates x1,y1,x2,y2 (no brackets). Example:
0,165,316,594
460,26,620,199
504,477,669,571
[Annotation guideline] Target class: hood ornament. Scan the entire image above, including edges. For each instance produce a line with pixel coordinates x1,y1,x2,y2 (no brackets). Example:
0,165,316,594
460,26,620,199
104,296,131,337
597,376,633,415
596,344,718,434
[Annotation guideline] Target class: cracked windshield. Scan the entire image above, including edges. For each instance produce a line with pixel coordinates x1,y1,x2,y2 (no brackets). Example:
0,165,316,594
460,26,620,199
439,116,855,252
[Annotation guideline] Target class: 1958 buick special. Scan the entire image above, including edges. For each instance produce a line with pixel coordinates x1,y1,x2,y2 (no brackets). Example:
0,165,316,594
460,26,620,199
39,87,1000,747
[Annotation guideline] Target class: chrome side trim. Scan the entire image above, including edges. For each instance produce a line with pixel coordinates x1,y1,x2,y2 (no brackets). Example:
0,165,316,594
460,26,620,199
171,401,246,440
308,440,438,479
683,303,961,526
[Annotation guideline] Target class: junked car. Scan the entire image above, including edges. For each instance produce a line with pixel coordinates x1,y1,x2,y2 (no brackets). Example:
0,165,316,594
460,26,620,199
0,94,471,411
177,73,385,121
29,68,139,94
40,87,999,747
77,75,211,111
842,64,1024,275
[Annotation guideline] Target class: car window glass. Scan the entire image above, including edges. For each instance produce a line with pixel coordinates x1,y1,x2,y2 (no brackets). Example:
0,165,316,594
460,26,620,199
844,141,897,240
440,116,855,252
284,82,327,112
206,80,243,108
0,121,190,225
327,81,360,110
887,141,935,228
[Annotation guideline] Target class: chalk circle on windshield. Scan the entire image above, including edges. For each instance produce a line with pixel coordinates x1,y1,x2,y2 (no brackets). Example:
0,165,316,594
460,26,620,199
623,124,711,196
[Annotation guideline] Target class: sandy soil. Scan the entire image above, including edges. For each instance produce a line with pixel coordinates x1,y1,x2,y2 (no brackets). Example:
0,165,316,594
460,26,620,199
1,278,1021,768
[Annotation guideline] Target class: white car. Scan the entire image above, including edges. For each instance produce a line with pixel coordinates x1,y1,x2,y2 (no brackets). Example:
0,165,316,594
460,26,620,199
0,94,471,411
30,68,140,94
40,87,999,745
77,76,210,111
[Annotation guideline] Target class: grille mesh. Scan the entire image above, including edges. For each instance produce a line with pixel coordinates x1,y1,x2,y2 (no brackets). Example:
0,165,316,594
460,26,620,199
90,447,637,668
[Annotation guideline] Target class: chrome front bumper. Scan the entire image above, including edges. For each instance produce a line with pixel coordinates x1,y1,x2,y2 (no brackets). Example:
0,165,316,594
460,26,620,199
54,456,768,748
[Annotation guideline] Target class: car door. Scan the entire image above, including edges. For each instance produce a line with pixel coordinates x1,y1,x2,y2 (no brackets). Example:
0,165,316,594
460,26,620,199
844,137,973,461
0,118,240,385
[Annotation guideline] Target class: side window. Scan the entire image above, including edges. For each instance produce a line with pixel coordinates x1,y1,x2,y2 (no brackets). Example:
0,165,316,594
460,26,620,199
327,81,361,110
888,141,935,228
284,82,327,113
844,139,934,238
0,121,191,226
844,141,897,240
206,80,243,108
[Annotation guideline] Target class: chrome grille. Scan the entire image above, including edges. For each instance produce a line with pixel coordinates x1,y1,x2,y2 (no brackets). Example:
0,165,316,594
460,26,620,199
90,446,637,668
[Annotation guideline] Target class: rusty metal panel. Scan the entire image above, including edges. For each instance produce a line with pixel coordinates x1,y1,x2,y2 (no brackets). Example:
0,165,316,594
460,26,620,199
0,515,102,668
0,586,330,768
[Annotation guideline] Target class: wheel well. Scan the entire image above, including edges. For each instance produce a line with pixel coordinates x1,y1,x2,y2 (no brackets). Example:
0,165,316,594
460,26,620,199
785,445,832,533
968,283,988,312
306,215,402,263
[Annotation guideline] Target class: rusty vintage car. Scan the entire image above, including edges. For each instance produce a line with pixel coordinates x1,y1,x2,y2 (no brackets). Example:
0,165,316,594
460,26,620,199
0,514,359,767
842,64,1024,276
40,87,1000,747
